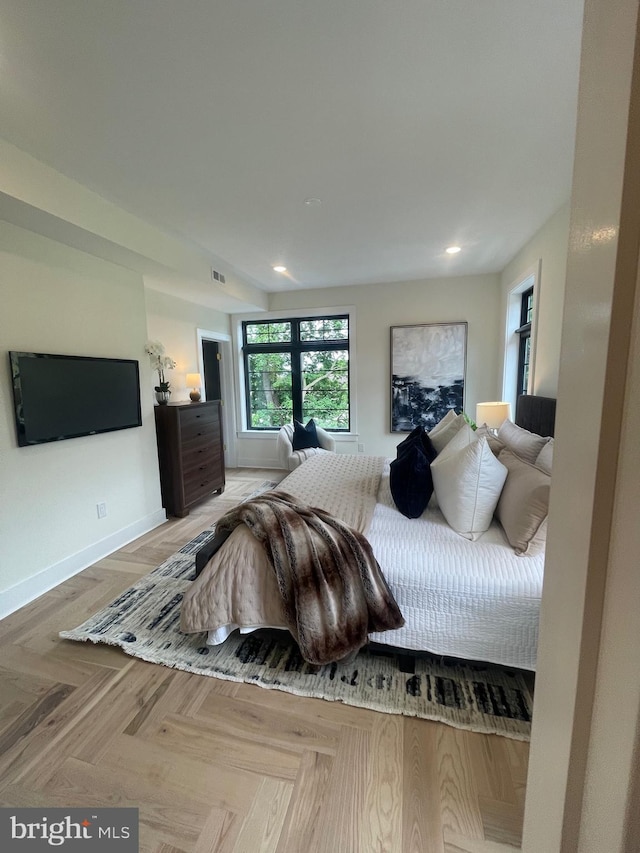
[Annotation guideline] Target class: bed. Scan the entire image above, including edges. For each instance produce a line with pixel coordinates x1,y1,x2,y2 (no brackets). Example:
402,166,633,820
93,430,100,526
181,395,555,672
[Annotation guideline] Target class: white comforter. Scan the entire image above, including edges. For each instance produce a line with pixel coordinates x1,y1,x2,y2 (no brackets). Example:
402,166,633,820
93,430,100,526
367,462,544,670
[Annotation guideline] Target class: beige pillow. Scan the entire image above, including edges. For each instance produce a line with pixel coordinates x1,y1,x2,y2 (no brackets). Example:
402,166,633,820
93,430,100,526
497,419,550,465
496,449,551,555
475,424,506,456
429,412,465,454
535,438,554,474
435,421,476,460
431,409,457,431
431,436,508,541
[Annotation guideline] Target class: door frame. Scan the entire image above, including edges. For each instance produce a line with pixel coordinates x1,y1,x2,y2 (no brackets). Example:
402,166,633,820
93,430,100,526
196,328,237,468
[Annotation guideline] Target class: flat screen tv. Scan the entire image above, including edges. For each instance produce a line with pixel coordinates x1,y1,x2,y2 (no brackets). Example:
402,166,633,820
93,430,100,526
9,351,142,447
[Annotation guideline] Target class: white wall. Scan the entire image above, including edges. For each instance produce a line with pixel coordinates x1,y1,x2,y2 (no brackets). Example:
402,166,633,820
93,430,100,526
233,274,500,467
144,287,231,403
500,202,571,400
0,222,164,614
0,138,268,315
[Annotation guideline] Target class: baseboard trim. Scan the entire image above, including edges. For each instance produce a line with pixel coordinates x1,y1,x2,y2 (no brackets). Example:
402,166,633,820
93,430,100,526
237,455,282,469
0,509,168,621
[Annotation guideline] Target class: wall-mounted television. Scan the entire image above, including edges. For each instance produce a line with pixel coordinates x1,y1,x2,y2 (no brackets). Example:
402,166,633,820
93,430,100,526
9,351,142,447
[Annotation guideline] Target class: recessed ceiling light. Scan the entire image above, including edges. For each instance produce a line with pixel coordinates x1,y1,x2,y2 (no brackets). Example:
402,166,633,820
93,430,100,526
446,246,462,254
273,265,287,273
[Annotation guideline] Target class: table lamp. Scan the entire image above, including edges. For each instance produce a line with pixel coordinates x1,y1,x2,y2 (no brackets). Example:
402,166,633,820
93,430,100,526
186,373,202,402
475,401,512,433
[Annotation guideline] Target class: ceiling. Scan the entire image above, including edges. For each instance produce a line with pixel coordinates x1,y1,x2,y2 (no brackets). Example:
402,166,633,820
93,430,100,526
0,0,585,293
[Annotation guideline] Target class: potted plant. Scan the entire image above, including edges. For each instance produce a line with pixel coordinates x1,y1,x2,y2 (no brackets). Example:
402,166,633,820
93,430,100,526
145,340,176,405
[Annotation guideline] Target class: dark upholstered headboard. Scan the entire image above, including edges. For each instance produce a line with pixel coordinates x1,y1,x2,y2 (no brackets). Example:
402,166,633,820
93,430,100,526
515,394,556,438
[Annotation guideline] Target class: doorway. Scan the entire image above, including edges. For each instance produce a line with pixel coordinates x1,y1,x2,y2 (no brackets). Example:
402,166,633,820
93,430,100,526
202,339,222,401
197,329,237,468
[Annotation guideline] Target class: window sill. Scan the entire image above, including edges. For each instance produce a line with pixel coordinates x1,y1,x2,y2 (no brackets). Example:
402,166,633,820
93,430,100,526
236,430,359,441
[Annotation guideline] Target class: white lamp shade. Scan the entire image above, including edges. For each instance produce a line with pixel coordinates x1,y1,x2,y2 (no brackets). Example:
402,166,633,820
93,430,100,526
186,373,202,388
476,401,512,430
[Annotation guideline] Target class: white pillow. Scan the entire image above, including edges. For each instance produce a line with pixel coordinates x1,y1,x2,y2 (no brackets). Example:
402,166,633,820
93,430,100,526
426,419,474,508
431,436,508,540
427,423,476,509
429,412,465,454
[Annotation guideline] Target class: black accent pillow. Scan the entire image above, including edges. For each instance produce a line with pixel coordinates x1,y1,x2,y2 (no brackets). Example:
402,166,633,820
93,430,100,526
292,418,321,451
394,425,424,456
389,427,437,518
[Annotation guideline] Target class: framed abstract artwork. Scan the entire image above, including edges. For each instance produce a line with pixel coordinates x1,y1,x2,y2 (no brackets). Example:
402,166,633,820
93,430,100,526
390,322,467,432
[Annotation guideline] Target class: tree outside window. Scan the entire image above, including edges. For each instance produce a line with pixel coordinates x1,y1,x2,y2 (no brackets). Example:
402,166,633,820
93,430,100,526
242,315,350,430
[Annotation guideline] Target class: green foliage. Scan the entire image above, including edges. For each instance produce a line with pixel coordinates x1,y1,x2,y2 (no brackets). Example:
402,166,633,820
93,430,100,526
463,412,477,430
247,348,349,429
247,352,292,427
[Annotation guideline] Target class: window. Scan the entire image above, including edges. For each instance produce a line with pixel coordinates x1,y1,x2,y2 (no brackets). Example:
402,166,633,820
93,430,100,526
242,315,350,430
516,286,534,398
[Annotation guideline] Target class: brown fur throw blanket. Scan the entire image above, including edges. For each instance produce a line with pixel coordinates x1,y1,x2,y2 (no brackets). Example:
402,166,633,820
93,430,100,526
197,490,404,665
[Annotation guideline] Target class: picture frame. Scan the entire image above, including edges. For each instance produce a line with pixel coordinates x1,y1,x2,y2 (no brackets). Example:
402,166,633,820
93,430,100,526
391,322,467,432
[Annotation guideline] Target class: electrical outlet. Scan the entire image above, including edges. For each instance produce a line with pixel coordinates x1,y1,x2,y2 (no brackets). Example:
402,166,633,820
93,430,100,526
358,443,365,453
97,502,107,519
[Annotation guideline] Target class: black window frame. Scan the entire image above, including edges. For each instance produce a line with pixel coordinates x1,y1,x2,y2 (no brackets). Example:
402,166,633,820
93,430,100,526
516,286,534,399
242,314,351,431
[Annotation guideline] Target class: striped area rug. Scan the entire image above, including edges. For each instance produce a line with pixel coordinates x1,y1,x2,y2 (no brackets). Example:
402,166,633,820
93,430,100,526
60,523,533,741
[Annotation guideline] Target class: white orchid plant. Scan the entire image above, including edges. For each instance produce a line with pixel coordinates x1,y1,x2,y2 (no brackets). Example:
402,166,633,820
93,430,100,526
145,340,176,392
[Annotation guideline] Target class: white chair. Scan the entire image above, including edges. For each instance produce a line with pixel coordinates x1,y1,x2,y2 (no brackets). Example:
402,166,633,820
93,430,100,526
276,423,336,470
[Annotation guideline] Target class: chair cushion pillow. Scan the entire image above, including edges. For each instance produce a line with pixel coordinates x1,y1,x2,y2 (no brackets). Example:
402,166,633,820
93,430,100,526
390,427,437,518
431,436,508,540
292,419,320,450
496,449,551,555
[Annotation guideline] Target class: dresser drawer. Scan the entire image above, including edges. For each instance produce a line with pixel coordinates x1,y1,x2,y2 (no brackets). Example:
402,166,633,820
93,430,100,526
180,413,220,443
183,468,223,505
178,404,218,429
181,443,223,475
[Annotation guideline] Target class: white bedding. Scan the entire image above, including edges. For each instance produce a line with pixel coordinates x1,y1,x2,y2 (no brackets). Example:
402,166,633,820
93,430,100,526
204,455,544,670
367,462,544,670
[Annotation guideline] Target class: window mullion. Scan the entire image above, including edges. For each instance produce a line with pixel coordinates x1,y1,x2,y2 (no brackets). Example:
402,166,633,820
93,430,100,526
291,351,303,422
291,320,303,422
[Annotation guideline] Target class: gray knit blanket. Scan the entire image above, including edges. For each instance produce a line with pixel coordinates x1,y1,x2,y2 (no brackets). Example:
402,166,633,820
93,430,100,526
198,490,404,665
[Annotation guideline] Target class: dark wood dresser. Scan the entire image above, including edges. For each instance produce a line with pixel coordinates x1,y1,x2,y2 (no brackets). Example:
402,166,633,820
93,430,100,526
154,400,225,517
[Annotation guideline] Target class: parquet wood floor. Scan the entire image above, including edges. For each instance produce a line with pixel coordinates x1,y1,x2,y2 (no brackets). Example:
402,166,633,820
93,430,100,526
0,468,528,852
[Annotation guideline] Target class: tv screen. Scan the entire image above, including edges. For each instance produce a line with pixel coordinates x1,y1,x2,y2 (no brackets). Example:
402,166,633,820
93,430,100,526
9,351,142,446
